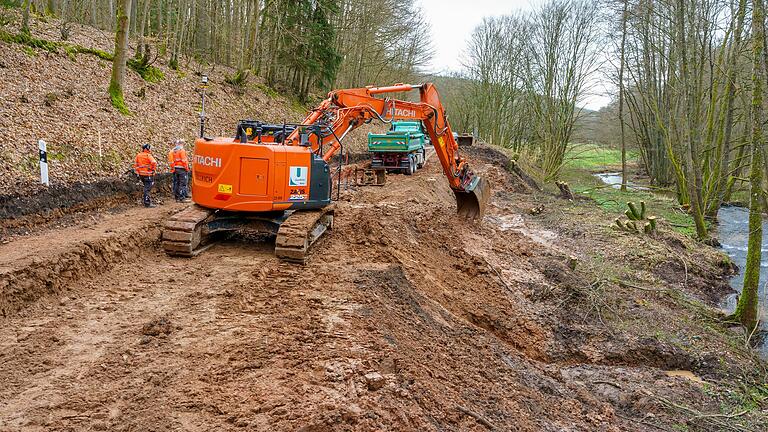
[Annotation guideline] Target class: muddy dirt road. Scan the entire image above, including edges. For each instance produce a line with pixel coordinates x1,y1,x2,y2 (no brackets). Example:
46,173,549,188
0,148,763,431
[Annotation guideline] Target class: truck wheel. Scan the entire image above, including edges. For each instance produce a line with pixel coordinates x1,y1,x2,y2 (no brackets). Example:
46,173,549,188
417,150,425,169
404,157,414,175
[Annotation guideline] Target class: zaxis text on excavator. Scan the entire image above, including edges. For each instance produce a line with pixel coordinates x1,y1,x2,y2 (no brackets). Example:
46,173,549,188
162,83,491,262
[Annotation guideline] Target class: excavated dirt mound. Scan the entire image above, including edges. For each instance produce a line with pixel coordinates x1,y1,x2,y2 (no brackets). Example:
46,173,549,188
0,203,184,317
0,146,765,431
0,174,173,241
0,174,173,220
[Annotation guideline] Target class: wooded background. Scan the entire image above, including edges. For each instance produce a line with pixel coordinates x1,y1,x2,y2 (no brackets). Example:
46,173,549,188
12,0,433,101
447,0,768,242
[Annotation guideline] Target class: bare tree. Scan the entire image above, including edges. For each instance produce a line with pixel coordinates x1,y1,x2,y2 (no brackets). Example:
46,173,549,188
455,0,601,180
618,0,628,192
135,0,152,59
22,0,31,35
732,0,765,331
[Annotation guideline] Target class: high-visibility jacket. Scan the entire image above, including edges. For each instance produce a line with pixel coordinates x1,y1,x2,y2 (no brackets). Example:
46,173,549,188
134,150,157,176
168,147,189,172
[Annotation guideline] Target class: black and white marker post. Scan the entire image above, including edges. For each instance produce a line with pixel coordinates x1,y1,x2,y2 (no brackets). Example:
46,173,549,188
39,139,49,186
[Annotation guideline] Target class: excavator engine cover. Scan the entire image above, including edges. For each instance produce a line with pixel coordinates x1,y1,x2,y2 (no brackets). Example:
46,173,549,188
191,137,332,212
455,175,490,220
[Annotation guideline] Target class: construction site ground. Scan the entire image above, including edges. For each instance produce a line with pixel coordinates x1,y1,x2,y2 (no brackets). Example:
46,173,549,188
1,146,766,432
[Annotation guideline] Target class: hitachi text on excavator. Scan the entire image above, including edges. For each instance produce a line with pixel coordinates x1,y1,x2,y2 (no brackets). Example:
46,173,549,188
161,83,491,262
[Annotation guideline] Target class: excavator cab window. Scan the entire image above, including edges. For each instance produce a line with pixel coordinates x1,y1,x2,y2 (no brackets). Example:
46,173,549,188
236,120,297,144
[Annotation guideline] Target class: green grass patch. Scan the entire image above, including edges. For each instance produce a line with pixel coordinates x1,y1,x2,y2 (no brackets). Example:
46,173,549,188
0,0,20,10
67,45,113,61
0,8,12,26
561,164,702,237
225,69,249,87
1,29,116,63
727,187,750,207
255,82,279,98
289,97,309,114
565,143,637,172
0,29,58,52
731,383,768,412
109,80,131,115
559,143,701,237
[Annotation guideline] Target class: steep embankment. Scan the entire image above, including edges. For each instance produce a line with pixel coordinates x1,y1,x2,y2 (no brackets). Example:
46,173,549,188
0,11,380,233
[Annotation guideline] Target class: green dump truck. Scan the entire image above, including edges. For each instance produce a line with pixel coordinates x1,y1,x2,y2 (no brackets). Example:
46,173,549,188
367,121,427,175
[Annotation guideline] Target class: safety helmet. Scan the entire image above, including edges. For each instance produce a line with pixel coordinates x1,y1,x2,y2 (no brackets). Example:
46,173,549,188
142,143,151,151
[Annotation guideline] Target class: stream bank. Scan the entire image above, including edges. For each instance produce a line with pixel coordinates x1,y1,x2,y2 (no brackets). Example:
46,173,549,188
594,172,768,354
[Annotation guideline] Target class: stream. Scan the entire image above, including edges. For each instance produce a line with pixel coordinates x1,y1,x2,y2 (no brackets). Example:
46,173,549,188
595,172,768,352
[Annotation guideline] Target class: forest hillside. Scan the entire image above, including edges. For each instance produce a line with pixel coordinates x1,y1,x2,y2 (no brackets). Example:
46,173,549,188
0,8,306,195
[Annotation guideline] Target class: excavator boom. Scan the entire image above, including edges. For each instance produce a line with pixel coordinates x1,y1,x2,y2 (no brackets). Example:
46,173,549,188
286,83,491,219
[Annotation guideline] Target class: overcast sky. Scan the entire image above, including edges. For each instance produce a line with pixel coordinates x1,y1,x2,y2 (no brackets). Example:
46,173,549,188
417,0,611,110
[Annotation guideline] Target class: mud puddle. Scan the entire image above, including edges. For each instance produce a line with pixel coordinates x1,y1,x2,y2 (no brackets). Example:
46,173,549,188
593,172,650,191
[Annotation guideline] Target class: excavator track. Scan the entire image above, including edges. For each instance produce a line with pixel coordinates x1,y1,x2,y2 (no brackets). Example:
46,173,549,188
274,205,336,264
162,205,216,257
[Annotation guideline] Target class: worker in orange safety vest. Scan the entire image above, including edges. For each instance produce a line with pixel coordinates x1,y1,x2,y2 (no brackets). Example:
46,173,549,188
168,139,191,202
134,143,158,208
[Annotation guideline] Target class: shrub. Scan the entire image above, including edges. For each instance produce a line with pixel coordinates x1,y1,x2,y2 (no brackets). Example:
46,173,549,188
225,69,249,93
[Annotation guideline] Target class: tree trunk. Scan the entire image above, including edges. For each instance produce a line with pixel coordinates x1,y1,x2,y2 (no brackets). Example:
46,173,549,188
248,0,261,70
676,0,708,240
22,0,31,35
136,0,153,58
619,0,628,192
734,0,765,332
109,0,133,114
712,0,747,215
90,0,97,26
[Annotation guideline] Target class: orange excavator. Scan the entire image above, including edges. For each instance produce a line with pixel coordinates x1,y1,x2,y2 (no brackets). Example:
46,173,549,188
161,83,491,262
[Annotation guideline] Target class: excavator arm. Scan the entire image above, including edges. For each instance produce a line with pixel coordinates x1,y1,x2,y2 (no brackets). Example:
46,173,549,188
286,83,491,219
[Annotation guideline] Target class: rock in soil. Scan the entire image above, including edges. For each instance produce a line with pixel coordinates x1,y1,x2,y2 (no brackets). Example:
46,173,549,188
364,372,385,391
141,316,173,336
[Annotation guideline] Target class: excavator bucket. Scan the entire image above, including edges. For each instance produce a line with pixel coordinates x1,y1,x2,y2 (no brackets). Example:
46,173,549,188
455,176,491,220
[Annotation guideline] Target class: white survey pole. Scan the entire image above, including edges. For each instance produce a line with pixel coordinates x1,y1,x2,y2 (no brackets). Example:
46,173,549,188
39,139,49,186
200,74,208,138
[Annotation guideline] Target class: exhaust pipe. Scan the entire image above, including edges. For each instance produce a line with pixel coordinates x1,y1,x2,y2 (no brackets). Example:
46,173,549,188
455,175,491,220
